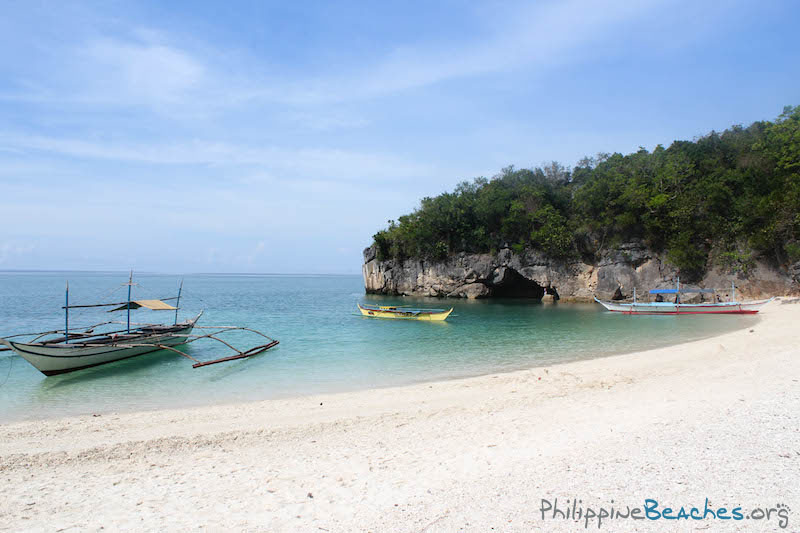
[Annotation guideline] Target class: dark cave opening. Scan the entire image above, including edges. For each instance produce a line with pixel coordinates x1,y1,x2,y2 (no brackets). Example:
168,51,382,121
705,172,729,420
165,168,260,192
490,268,546,298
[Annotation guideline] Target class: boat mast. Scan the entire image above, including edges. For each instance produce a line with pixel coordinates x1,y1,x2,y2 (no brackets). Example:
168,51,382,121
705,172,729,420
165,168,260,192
175,279,183,325
731,280,735,303
126,270,133,334
633,287,636,303
65,281,69,344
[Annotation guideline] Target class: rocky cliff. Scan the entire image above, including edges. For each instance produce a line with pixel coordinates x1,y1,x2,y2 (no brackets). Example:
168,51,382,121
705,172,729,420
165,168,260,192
362,242,799,301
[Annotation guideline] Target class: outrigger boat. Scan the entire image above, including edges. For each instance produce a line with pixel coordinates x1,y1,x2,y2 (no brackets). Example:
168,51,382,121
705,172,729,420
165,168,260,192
0,273,279,376
358,303,453,321
594,279,772,315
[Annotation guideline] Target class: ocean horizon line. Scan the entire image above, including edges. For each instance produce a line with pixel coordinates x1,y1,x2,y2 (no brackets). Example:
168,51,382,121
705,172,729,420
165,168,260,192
0,269,362,277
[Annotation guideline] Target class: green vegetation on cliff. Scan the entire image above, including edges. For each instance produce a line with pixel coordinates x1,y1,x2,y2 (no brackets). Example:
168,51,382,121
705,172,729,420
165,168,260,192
372,106,800,280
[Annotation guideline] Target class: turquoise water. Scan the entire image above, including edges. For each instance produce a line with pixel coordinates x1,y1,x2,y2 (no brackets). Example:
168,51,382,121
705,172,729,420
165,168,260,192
0,271,757,423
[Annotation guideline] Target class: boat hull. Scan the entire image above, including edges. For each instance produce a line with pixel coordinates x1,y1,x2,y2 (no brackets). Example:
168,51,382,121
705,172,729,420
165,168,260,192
1,323,195,376
593,297,771,315
358,304,453,321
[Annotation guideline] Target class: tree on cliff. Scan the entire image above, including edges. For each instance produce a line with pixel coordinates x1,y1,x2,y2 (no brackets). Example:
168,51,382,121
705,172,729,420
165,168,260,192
372,106,800,281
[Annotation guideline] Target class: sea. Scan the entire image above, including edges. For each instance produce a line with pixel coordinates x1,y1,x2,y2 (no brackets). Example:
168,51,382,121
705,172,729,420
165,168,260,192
0,271,758,423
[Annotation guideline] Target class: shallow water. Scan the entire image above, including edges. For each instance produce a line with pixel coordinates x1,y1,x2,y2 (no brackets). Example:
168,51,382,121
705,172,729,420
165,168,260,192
0,271,757,422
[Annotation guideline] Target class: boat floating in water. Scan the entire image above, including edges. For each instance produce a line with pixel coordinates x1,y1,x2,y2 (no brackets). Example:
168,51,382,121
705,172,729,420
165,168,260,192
594,280,772,315
0,273,279,376
358,303,453,321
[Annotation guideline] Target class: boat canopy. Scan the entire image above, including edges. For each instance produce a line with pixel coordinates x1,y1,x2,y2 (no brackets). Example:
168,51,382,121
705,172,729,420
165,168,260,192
649,288,716,294
108,299,177,312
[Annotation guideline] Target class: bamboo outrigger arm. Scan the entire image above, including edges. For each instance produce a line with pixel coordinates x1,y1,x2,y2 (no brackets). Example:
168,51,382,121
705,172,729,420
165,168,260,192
189,340,280,368
111,326,280,369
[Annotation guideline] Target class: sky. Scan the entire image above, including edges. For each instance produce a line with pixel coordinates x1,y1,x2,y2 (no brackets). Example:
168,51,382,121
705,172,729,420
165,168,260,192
1,0,798,274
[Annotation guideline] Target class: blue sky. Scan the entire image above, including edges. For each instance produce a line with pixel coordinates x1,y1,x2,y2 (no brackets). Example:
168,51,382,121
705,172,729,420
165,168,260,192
1,0,798,274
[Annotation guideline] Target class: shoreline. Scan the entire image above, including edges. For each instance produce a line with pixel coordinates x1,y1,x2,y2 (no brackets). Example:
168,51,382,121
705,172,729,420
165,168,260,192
0,307,756,425
2,298,798,531
0,303,775,434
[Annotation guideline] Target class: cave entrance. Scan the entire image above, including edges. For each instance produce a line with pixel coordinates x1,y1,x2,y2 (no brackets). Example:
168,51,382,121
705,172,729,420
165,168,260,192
491,268,545,299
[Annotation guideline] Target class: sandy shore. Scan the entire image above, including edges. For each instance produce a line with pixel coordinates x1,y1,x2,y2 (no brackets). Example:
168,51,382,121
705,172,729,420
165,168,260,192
1,299,798,532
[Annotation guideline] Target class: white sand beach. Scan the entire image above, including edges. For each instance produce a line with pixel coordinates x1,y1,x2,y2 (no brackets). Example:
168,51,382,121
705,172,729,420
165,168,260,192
1,300,798,532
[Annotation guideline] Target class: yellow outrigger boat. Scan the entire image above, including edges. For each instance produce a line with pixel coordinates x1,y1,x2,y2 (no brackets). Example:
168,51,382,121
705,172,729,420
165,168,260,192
357,303,453,321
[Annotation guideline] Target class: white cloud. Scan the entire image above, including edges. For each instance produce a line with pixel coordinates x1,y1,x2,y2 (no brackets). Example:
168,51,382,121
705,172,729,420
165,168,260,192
0,241,35,265
278,110,370,131
0,133,436,183
257,0,670,104
80,38,205,106
1,1,671,113
0,31,238,118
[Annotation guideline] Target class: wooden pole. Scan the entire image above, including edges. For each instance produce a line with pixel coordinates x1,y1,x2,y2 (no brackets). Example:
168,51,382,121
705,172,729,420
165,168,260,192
175,279,183,325
65,281,69,344
127,270,133,334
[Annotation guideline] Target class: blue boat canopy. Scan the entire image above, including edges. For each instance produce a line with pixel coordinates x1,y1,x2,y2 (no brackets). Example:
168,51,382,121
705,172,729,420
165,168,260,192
649,288,716,294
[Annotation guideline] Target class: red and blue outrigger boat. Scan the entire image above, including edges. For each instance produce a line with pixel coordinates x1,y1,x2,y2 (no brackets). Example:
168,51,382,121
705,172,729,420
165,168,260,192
594,279,772,315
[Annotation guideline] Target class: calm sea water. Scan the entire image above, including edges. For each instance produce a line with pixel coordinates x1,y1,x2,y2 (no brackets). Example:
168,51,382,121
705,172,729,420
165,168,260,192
0,271,757,422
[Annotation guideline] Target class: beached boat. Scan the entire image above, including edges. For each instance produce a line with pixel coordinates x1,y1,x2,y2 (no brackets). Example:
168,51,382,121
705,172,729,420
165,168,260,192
594,280,772,315
357,303,453,321
0,274,279,375
594,298,771,315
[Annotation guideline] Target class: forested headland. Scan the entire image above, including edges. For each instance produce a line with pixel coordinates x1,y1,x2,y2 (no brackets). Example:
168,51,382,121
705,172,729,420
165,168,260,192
371,106,800,281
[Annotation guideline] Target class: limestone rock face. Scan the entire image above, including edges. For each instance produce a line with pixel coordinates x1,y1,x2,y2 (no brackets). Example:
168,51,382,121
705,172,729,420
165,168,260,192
362,243,799,301
792,261,800,284
447,283,491,299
